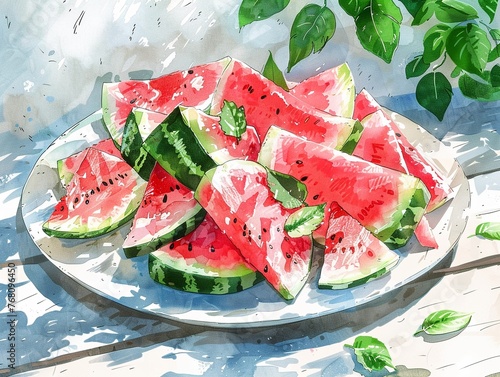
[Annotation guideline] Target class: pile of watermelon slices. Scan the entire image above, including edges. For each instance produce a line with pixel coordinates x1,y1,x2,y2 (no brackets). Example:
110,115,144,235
42,57,453,300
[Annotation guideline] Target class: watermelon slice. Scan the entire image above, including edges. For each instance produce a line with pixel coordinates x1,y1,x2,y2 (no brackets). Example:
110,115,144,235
43,147,147,238
102,57,232,145
319,201,400,289
258,126,430,249
195,160,313,300
57,138,122,186
288,62,356,118
122,163,206,258
209,58,363,152
353,89,452,212
149,216,264,294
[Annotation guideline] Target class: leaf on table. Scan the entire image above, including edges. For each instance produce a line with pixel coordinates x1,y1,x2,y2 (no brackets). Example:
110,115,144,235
344,335,395,372
284,203,325,237
262,51,289,91
406,55,430,78
416,72,453,121
340,0,402,63
478,0,499,23
219,100,247,141
446,24,491,76
470,221,500,240
238,0,290,28
266,167,307,209
287,4,336,72
414,309,472,335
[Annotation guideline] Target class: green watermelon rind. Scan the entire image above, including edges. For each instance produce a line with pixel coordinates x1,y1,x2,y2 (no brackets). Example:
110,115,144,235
148,251,265,295
41,187,146,239
318,254,399,290
123,205,207,258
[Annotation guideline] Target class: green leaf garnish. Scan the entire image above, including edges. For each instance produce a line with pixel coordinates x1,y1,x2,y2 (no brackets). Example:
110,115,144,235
459,72,500,101
414,310,472,335
238,0,290,28
266,168,307,209
340,0,402,63
416,72,453,121
284,203,325,237
470,222,500,240
434,0,478,23
344,335,395,372
446,24,491,76
287,4,336,72
262,51,289,91
219,100,247,141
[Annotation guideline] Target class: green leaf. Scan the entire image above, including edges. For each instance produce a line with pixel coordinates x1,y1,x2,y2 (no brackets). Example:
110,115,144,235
238,0,290,28
489,28,500,41
344,336,395,372
478,0,499,23
262,51,289,91
489,44,500,62
491,65,500,87
284,204,326,237
446,24,491,76
416,72,453,120
406,55,430,78
398,0,426,17
266,168,307,209
341,0,403,63
412,0,438,25
459,72,500,100
434,0,478,23
219,100,247,140
451,65,462,78
423,24,451,64
471,221,500,239
287,4,336,72
414,310,472,335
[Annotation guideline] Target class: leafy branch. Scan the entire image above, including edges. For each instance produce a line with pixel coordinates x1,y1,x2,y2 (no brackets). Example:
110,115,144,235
238,0,499,121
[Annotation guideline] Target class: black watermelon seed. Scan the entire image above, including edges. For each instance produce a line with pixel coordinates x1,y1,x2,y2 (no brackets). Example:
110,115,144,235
296,160,303,164
85,199,90,205
243,224,247,230
188,69,194,74
109,178,114,185
275,108,280,115
269,245,273,249
300,176,308,182
263,265,268,273
130,98,137,104
188,243,192,251
175,184,180,190
263,228,267,233
90,189,95,195
286,253,291,258
102,181,108,186
96,186,101,192
210,245,215,253
74,197,79,203
260,95,267,99
162,194,168,203
313,194,319,200
169,243,175,250
233,218,237,223
243,231,246,237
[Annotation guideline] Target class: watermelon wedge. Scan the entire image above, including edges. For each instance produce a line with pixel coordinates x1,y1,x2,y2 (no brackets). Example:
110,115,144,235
195,160,313,300
149,216,264,294
319,201,400,289
102,57,232,145
209,58,363,152
57,138,122,186
122,163,206,258
288,62,356,118
43,147,147,238
353,89,453,212
258,126,430,249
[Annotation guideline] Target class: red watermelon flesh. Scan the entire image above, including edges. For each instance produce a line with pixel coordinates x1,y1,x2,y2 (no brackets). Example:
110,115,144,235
353,89,452,212
288,62,356,118
353,110,408,173
413,215,439,249
43,147,146,238
102,57,232,144
209,58,361,151
258,126,429,249
195,160,313,300
149,215,264,294
319,201,399,289
122,163,206,258
57,138,122,186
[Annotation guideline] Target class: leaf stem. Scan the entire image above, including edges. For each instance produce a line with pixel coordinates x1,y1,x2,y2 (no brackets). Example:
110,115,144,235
432,52,448,71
